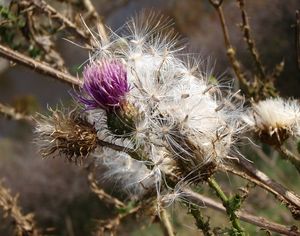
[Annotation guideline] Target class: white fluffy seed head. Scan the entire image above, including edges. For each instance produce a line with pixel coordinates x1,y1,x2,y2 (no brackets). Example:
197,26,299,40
85,11,245,192
244,97,300,145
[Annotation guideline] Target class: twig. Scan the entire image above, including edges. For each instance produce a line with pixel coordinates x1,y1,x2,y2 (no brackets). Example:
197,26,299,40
160,209,175,236
207,177,245,234
296,10,300,70
24,9,68,72
222,159,300,219
0,102,34,124
0,181,41,236
95,204,141,235
236,0,266,79
208,0,248,91
88,172,125,208
0,44,82,87
22,0,90,43
183,189,300,236
82,0,108,42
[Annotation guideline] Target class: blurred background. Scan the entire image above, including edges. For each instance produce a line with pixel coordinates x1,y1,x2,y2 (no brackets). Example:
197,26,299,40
0,0,300,235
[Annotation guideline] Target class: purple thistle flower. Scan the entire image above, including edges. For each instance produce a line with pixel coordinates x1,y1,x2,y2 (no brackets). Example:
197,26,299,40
77,60,130,110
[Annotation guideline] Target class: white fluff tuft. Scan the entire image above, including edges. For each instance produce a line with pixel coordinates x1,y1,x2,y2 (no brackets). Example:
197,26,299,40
93,147,155,199
244,98,300,143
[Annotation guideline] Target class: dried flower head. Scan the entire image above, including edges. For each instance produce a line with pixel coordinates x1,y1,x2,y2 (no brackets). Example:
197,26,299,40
244,98,300,145
77,60,130,110
34,108,98,162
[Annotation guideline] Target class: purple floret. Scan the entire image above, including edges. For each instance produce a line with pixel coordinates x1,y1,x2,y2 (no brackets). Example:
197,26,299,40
77,60,130,110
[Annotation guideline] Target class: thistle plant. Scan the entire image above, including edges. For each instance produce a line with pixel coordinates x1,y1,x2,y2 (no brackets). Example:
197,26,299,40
1,1,300,236
62,12,246,204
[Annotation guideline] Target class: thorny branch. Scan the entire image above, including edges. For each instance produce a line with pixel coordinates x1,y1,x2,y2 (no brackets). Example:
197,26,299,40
296,10,300,70
87,167,162,236
208,0,279,99
0,181,41,236
0,44,81,87
95,204,142,236
0,102,34,124
237,0,266,79
208,0,248,92
222,158,300,219
23,9,68,72
20,0,90,43
81,0,108,42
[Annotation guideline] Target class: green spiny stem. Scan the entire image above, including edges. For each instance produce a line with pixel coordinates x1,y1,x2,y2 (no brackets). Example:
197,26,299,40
189,204,212,236
207,177,245,235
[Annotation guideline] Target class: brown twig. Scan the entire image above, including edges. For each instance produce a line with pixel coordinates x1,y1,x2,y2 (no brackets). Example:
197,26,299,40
24,9,68,72
82,0,108,43
88,172,125,208
22,0,90,43
183,189,300,236
0,181,41,236
95,204,141,236
222,158,300,219
0,102,34,124
296,10,300,70
0,44,82,87
237,0,266,79
208,0,248,90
